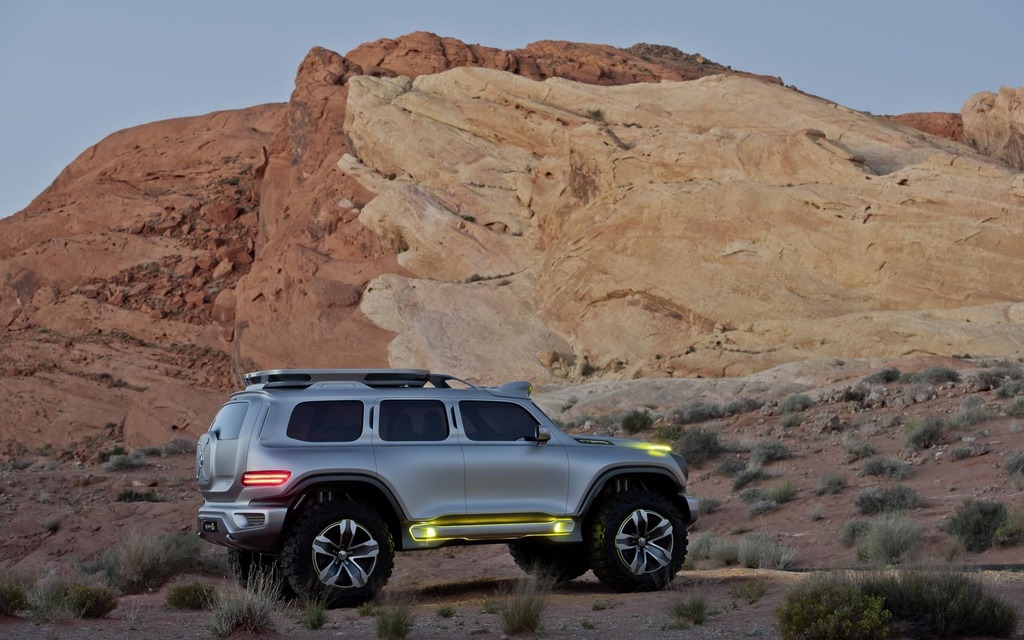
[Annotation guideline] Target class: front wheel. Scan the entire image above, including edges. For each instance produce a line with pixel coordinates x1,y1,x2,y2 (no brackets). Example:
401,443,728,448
587,490,687,592
280,500,394,607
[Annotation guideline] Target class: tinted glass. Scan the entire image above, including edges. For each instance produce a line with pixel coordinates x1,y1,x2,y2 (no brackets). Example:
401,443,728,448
211,402,249,440
459,401,538,442
378,400,449,442
287,401,364,442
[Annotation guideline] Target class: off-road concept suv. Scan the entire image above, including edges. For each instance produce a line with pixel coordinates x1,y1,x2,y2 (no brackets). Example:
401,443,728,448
196,369,699,606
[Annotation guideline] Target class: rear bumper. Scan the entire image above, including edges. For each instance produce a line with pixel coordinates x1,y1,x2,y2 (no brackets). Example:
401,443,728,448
197,503,288,551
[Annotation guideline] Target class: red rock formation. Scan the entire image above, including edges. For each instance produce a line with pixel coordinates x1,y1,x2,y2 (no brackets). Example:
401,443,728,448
885,112,964,142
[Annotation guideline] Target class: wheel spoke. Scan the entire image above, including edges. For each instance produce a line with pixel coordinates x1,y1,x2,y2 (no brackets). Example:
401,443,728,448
647,518,672,542
318,558,343,586
312,534,336,557
644,541,671,568
348,538,380,560
342,557,370,587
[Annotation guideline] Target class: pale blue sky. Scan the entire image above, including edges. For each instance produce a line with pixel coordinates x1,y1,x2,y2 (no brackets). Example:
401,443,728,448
1,0,1021,218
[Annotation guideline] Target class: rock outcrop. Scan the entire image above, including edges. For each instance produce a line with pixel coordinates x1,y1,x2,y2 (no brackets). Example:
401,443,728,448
1,32,1022,456
962,85,1024,170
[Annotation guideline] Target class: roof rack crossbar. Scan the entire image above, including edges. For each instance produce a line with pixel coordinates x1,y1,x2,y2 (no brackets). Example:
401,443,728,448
243,369,433,389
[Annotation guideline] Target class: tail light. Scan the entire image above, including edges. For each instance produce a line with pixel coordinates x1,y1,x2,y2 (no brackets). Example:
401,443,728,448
241,470,291,487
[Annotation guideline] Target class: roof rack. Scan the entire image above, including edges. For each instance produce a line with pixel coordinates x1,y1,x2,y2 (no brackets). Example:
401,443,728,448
243,369,434,389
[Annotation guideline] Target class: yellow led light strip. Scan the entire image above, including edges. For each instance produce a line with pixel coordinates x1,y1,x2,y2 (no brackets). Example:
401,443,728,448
409,518,575,542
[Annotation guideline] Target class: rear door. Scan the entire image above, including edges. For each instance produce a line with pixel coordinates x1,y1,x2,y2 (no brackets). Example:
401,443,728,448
370,398,466,520
457,400,569,516
196,399,263,499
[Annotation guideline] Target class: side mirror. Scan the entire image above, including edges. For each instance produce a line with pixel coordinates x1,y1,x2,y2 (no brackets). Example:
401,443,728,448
535,427,551,445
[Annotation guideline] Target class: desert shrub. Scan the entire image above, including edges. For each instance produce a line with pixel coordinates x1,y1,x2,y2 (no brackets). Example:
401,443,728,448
950,445,978,461
949,395,993,429
356,601,376,617
856,485,924,515
116,489,163,502
841,520,872,548
996,380,1024,398
724,397,763,415
700,498,722,515
765,481,798,504
815,471,847,496
656,424,683,443
301,597,328,630
844,439,876,463
714,457,746,477
165,580,217,610
856,514,924,565
91,530,213,594
675,400,723,425
669,594,708,625
859,569,1018,638
1005,398,1024,418
0,580,28,616
97,445,127,463
777,575,890,640
749,439,791,465
779,413,803,429
103,452,149,471
902,367,961,384
64,585,117,619
436,604,456,618
676,426,722,465
729,578,768,604
863,367,901,384
748,500,779,516
861,456,912,480
499,576,550,635
132,446,162,458
738,488,765,503
737,532,798,569
842,387,867,403
905,416,946,450
25,577,78,622
162,437,195,456
779,393,814,413
1006,451,1024,477
942,499,1008,552
207,571,279,638
710,538,740,566
732,466,767,491
620,409,653,435
993,507,1024,546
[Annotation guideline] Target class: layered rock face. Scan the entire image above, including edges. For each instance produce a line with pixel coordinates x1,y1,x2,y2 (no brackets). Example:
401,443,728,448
345,69,1024,380
1,31,1022,455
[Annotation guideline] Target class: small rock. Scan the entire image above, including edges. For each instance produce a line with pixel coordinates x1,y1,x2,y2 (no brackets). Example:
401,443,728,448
212,260,234,281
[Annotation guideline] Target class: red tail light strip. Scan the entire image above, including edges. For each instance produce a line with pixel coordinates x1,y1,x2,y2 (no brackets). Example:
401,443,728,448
241,471,292,486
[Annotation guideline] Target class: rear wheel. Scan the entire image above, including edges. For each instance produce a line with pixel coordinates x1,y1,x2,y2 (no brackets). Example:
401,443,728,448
587,490,687,592
281,500,394,607
508,540,590,582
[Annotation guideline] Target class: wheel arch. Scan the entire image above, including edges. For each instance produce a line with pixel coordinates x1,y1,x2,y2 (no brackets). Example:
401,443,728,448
575,467,691,524
268,474,407,551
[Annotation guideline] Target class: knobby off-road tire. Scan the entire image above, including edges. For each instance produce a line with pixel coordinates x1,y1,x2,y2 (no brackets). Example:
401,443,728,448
586,490,687,592
508,540,591,583
227,550,297,600
281,500,394,607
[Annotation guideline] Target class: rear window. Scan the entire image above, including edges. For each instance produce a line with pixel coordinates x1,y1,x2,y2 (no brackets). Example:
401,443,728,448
210,402,250,440
287,401,364,442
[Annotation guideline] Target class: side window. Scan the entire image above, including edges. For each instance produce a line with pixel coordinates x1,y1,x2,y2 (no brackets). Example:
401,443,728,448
459,401,538,442
378,400,449,442
287,401,363,443
210,402,249,440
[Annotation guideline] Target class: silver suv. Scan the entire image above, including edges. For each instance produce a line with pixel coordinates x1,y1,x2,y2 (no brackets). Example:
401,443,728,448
196,369,698,606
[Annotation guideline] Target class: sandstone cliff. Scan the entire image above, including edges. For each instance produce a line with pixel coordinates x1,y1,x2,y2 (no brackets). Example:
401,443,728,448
1,32,1022,457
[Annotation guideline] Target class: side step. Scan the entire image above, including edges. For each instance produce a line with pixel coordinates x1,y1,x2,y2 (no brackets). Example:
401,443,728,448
408,518,575,542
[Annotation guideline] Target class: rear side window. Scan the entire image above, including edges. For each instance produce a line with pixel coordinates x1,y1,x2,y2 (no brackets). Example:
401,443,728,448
287,401,364,442
378,400,448,442
210,402,250,440
459,401,538,442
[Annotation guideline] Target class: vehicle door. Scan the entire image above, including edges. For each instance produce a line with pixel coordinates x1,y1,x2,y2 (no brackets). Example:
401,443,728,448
457,400,569,515
370,398,466,520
